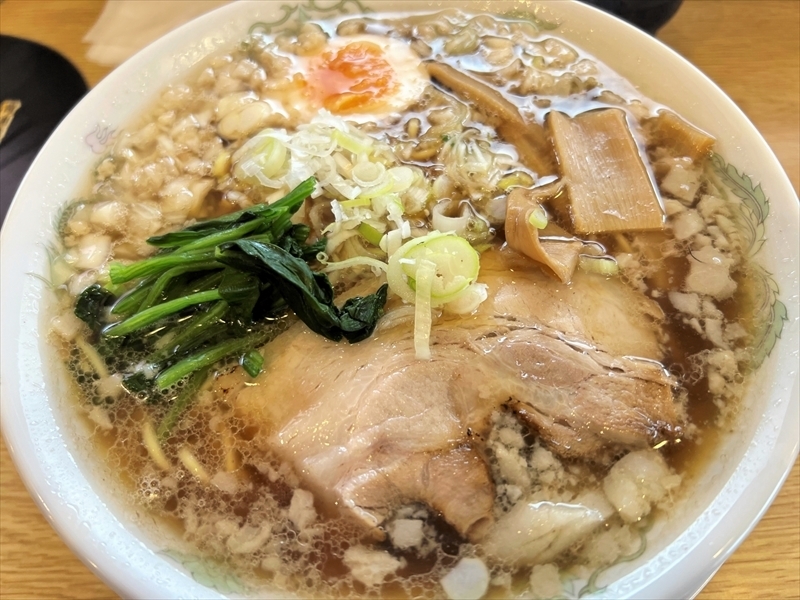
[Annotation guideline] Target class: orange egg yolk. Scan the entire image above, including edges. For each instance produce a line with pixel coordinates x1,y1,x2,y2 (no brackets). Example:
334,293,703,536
308,42,399,114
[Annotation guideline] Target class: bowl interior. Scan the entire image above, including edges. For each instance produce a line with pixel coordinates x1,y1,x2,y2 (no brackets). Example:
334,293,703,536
1,1,797,599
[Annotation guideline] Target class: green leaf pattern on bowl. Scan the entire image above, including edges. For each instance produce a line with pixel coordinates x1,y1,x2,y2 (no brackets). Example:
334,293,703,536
162,550,248,596
249,0,374,35
246,0,559,36
709,154,788,369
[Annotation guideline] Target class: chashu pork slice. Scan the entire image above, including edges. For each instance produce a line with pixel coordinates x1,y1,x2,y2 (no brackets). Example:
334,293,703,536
229,247,682,540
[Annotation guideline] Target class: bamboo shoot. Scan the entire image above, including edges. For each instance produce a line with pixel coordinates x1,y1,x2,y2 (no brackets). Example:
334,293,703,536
505,183,583,283
425,61,557,177
646,109,715,163
547,108,664,234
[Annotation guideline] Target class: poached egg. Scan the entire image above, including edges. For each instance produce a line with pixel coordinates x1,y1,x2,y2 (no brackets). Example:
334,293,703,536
297,34,430,122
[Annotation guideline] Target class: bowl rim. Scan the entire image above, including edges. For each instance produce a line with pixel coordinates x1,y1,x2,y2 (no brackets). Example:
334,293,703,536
1,1,797,598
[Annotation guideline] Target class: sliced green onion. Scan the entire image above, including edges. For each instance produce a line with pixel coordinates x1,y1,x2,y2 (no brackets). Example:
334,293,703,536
401,233,480,303
233,135,287,185
340,197,372,209
381,229,404,257
444,282,488,315
388,231,481,307
528,205,548,229
372,193,404,217
431,202,471,235
388,166,415,192
579,255,620,276
358,223,384,246
333,129,372,155
413,259,435,361
359,177,394,200
351,161,386,187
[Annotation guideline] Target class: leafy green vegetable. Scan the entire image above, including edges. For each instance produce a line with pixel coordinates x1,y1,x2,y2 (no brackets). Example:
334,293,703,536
280,224,327,260
104,289,222,338
240,350,264,378
73,177,387,413
217,268,261,319
138,262,223,311
175,218,266,254
110,277,156,316
109,248,216,285
74,284,115,333
146,178,314,249
338,284,389,343
216,240,340,339
216,240,387,343
149,301,229,362
155,330,269,390
122,371,153,395
157,367,211,440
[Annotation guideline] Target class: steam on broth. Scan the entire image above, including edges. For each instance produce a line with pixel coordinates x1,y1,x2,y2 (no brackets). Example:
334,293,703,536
48,10,764,599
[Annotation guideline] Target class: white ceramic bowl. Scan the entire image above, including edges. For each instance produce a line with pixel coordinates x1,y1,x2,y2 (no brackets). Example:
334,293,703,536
1,1,797,598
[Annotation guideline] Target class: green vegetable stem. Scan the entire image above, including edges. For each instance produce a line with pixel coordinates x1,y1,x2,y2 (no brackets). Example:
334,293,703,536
72,177,388,420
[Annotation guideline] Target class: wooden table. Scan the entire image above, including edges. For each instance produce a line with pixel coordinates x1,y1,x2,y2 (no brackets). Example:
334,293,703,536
1,1,798,598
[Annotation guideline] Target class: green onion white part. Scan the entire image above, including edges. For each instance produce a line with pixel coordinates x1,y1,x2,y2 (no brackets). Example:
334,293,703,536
387,231,485,359
388,232,481,306
579,255,620,276
413,259,436,361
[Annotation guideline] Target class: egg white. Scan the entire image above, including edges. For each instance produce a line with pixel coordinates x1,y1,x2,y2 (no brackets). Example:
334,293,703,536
295,34,430,123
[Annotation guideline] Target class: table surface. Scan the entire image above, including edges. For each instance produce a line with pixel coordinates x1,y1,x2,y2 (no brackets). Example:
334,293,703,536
1,1,798,598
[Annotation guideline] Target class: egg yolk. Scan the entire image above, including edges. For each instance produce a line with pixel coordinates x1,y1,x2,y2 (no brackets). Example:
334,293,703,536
309,42,399,114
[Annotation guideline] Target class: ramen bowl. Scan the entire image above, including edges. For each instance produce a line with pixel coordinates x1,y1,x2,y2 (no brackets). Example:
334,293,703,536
1,1,797,598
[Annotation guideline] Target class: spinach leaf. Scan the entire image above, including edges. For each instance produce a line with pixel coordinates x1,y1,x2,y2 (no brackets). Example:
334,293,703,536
73,177,386,402
218,268,261,320
146,177,315,248
216,240,387,343
122,371,153,395
74,284,115,333
339,284,388,343
157,367,211,440
240,350,264,378
216,240,342,340
280,224,327,260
